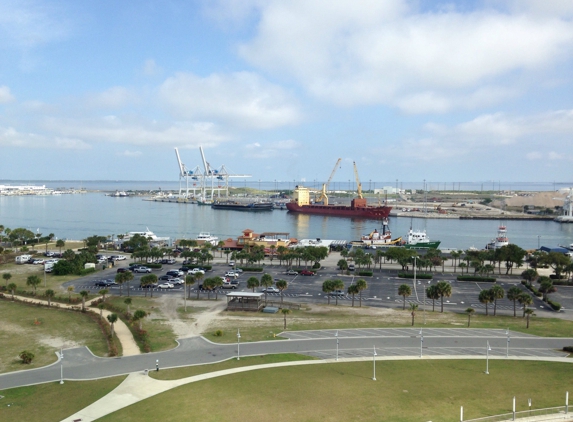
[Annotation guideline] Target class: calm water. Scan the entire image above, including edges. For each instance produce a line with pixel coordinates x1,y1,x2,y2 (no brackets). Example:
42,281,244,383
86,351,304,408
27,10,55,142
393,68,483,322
1,193,572,250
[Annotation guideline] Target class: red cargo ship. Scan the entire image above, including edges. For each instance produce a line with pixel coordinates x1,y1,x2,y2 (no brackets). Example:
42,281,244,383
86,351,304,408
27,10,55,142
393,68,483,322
286,186,392,219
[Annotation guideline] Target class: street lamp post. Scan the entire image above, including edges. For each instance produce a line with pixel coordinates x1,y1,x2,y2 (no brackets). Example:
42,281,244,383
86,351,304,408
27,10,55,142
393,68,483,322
237,329,241,360
156,359,159,372
419,328,423,358
485,341,492,374
372,346,377,381
60,349,64,384
506,329,510,358
335,330,339,361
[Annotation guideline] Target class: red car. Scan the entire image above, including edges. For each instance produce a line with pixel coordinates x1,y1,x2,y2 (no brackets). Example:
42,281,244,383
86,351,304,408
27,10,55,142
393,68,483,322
299,270,315,276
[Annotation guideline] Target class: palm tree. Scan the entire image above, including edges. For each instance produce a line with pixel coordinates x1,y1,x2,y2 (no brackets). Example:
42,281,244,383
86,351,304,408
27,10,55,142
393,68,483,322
115,273,125,297
98,303,105,317
247,276,260,292
524,308,536,329
8,282,16,300
275,279,288,308
98,288,109,302
465,307,475,327
436,281,452,313
124,298,132,315
123,271,134,297
185,274,195,300
133,310,148,330
45,289,55,307
355,279,367,307
409,303,418,326
507,286,522,317
331,279,344,306
26,275,41,295
107,313,118,337
194,272,204,300
67,285,75,303
490,285,505,316
518,293,533,317
322,280,334,305
80,290,89,311
281,308,291,329
348,284,359,307
260,273,273,305
2,272,12,288
458,262,467,275
140,274,157,298
478,289,493,316
539,279,556,302
398,284,411,310
426,285,439,312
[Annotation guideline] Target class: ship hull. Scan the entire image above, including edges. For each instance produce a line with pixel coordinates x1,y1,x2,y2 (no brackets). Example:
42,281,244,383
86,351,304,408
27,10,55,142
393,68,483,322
286,202,391,219
404,241,441,249
212,202,273,211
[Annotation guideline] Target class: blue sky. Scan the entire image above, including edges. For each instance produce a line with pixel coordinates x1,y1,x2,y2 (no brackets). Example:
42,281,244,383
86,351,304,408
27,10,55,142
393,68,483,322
1,0,572,186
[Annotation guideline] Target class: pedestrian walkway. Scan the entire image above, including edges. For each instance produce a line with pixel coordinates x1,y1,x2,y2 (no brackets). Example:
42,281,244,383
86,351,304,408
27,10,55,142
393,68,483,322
7,295,140,356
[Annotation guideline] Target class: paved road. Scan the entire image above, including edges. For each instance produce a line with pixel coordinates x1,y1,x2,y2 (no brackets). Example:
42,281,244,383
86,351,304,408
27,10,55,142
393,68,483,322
1,329,572,391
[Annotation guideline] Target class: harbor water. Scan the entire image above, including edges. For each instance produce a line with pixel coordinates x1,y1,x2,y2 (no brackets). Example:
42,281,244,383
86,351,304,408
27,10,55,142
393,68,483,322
1,192,572,250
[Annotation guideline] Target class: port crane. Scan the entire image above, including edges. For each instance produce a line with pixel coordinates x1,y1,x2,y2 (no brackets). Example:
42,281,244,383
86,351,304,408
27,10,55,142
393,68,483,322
316,158,341,205
174,148,202,199
353,161,363,199
198,146,251,201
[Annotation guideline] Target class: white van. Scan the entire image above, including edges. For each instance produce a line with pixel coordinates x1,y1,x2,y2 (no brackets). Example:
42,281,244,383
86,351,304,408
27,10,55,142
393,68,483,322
15,255,32,264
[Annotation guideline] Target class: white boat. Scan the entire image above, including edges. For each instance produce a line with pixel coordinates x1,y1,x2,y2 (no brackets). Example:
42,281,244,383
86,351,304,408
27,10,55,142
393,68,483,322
117,228,170,246
403,227,441,249
485,225,509,250
196,232,219,246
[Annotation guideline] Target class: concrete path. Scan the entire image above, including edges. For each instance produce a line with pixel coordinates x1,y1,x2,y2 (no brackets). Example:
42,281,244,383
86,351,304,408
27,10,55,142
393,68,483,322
7,295,140,356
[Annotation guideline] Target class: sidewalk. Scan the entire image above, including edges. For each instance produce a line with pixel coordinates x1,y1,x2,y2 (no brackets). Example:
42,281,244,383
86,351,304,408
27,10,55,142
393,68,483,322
7,295,140,356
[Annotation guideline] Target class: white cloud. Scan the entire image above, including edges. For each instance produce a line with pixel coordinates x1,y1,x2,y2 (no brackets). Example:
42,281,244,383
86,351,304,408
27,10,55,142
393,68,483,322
142,59,161,76
159,71,301,129
235,0,573,111
242,138,300,158
397,109,573,161
0,86,15,103
85,86,136,109
117,150,143,157
0,0,69,49
0,126,90,149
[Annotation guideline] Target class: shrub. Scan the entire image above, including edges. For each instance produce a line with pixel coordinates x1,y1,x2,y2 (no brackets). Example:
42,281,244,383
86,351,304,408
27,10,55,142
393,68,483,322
398,272,433,279
358,270,373,276
547,300,562,311
552,280,573,286
239,267,263,272
563,346,573,353
214,329,223,337
19,350,35,364
457,276,497,282
312,262,321,269
145,263,162,269
79,267,96,276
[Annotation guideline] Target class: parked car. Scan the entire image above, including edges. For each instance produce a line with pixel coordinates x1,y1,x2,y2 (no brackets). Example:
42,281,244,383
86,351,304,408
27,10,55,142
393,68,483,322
160,258,176,264
179,267,191,273
330,290,345,296
44,251,55,257
230,279,240,286
229,261,235,267
262,286,280,293
95,280,116,287
182,259,192,265
133,266,152,273
157,282,174,289
224,271,239,278
158,275,174,281
167,269,184,277
139,282,158,288
110,255,127,261
117,268,132,273
285,269,298,275
221,282,237,289
170,278,184,285
32,259,45,265
189,268,205,275
299,270,315,276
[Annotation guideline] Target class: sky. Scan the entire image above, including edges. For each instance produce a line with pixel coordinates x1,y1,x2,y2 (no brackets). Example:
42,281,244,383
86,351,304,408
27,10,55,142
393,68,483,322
1,0,572,187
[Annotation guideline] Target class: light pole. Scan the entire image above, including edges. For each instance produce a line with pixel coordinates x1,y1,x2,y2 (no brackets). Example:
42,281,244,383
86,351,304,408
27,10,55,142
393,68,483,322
372,346,377,381
60,349,64,384
419,328,423,358
506,328,510,358
156,359,159,372
335,330,339,361
485,341,491,374
237,329,241,360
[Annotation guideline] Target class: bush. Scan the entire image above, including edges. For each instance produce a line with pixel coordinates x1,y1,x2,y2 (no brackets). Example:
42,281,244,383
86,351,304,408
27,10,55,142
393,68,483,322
398,272,433,279
239,267,263,272
145,263,162,269
312,262,321,269
457,276,497,282
547,300,562,311
188,264,212,271
358,270,373,277
79,267,96,276
19,350,35,364
522,281,542,297
563,346,573,353
214,329,223,337
552,280,573,286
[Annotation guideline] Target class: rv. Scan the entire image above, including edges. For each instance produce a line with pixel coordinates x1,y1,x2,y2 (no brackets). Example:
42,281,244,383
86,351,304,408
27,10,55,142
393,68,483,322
15,255,32,264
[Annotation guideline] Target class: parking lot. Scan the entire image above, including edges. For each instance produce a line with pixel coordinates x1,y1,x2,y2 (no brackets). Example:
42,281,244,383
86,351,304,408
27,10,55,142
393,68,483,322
65,256,572,320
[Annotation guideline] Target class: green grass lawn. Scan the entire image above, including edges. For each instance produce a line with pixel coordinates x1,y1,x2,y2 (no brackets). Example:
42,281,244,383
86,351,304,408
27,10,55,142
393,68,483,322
0,376,126,422
0,299,110,373
203,305,573,343
98,360,573,422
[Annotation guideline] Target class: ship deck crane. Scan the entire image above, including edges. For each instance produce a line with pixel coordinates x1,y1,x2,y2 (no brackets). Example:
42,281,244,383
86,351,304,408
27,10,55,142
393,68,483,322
353,161,363,199
316,158,341,205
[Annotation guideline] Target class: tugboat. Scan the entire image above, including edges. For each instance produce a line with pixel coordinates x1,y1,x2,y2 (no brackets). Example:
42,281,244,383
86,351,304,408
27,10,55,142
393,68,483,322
348,218,402,249
485,225,509,250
